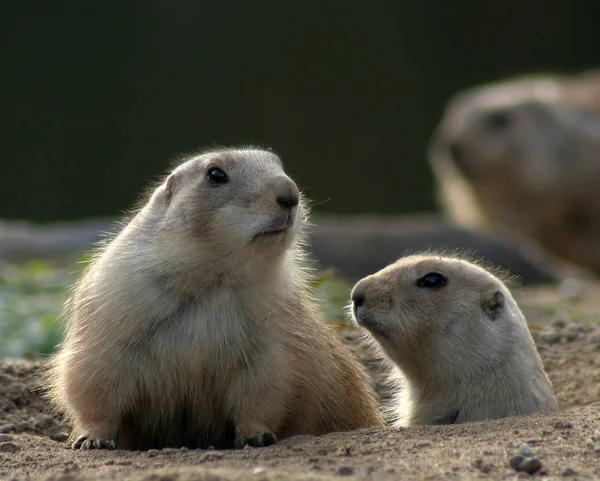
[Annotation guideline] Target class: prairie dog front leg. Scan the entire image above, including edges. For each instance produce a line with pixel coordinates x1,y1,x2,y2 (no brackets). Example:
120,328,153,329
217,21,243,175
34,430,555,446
226,352,292,449
62,363,121,450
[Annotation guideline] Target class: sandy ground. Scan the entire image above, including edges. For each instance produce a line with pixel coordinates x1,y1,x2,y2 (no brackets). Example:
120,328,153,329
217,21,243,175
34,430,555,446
1,282,599,481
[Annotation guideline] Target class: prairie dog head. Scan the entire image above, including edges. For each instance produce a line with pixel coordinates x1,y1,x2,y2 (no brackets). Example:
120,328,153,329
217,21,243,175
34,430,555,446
138,147,305,267
350,255,524,381
429,77,600,238
433,79,600,188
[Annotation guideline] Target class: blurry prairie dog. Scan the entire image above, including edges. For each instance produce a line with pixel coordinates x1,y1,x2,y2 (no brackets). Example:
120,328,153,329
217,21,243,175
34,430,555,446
43,147,384,451
429,74,600,274
350,254,558,426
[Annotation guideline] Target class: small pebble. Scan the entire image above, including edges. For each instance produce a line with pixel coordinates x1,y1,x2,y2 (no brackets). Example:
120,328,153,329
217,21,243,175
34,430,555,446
542,333,562,345
562,467,577,476
509,455,543,475
33,414,54,428
49,432,69,442
252,467,266,475
147,449,159,458
0,442,20,453
554,421,573,430
473,460,492,473
519,444,534,457
569,323,592,333
521,458,542,475
0,425,15,434
509,456,525,471
18,421,34,431
594,444,600,453
203,454,223,462
337,466,354,476
0,435,13,443
565,332,579,343
63,462,79,473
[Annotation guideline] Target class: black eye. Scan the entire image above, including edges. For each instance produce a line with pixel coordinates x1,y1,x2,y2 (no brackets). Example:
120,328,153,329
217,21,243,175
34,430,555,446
207,166,229,184
485,110,511,131
416,272,448,289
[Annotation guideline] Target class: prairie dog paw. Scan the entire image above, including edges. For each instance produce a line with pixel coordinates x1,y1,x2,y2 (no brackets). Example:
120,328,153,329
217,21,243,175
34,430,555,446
72,436,116,450
234,427,277,449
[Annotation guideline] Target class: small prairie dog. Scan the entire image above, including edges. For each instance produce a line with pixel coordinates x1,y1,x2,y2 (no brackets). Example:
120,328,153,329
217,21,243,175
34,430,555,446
350,254,558,426
43,147,384,450
429,74,600,274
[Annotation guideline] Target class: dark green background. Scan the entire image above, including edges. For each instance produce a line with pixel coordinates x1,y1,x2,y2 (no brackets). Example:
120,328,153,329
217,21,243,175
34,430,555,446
3,1,600,221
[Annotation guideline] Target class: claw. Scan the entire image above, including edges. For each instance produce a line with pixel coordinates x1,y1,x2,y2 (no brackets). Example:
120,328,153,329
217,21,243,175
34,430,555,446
234,431,277,449
72,436,116,450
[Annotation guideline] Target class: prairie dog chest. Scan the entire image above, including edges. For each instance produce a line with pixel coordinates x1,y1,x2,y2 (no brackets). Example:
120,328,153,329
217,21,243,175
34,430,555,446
141,291,269,370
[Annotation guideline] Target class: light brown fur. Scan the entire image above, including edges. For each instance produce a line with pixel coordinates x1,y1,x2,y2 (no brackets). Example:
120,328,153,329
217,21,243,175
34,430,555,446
429,72,600,274
349,254,558,427
42,147,384,450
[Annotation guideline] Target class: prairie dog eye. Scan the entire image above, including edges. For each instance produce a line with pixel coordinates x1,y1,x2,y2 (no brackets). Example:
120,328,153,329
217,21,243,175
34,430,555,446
416,272,448,289
484,110,511,131
207,166,229,184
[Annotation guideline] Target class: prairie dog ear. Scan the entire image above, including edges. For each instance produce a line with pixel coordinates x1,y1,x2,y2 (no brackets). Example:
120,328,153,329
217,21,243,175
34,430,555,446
482,290,505,321
165,173,178,200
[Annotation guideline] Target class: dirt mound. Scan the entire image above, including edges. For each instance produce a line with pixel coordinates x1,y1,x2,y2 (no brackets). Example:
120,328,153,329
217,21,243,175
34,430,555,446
1,285,600,480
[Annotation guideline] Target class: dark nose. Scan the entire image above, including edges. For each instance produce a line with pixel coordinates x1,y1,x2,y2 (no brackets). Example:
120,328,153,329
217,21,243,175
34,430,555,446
351,291,365,309
274,176,300,209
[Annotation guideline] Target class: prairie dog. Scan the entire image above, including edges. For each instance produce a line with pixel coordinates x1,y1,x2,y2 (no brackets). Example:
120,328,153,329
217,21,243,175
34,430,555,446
429,74,600,274
350,254,558,426
43,147,384,450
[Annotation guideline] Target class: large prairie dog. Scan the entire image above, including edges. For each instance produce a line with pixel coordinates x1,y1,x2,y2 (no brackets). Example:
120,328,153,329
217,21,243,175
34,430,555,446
429,73,600,274
43,147,384,450
350,254,558,426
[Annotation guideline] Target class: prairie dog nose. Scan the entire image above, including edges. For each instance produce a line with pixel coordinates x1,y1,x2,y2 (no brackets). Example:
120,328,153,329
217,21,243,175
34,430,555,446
274,176,300,209
350,284,367,318
351,290,365,309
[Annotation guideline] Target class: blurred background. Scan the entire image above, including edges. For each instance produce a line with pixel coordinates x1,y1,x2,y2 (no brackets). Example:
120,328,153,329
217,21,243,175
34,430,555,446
2,1,600,358
3,0,600,221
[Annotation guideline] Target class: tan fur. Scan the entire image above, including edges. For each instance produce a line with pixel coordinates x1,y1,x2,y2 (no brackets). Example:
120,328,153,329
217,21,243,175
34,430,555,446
349,254,558,427
42,147,384,450
429,72,600,274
